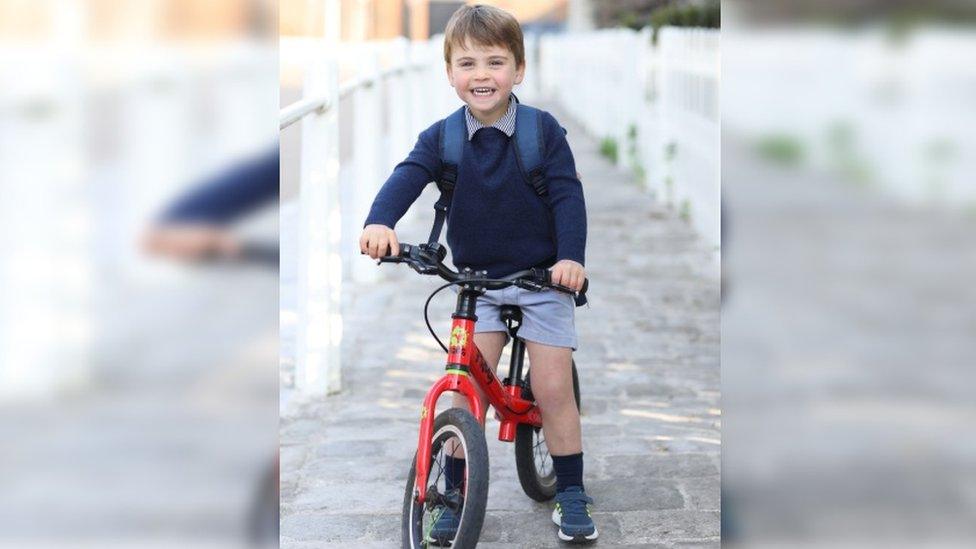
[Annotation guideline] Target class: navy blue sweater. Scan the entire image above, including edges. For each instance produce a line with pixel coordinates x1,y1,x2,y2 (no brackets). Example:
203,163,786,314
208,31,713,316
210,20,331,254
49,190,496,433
364,109,586,278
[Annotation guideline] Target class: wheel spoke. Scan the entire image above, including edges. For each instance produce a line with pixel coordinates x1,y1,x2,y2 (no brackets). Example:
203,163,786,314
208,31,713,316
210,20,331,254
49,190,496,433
533,430,551,477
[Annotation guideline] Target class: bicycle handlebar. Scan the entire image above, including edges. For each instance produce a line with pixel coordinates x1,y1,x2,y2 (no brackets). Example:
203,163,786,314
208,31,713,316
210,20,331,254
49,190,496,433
375,243,589,303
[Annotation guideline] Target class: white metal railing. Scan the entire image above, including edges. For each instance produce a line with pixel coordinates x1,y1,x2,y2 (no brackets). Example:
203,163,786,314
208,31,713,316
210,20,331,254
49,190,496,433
279,63,428,130
280,36,463,396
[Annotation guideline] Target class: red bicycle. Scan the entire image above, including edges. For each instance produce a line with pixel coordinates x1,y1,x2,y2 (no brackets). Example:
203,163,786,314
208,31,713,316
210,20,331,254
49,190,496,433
376,243,587,548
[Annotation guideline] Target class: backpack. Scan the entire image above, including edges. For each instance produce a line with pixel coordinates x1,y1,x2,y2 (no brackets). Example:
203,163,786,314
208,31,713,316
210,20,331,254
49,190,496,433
424,104,588,307
426,103,549,246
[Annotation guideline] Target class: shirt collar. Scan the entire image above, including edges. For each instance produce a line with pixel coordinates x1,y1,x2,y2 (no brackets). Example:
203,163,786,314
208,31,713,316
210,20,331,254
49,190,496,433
464,94,518,140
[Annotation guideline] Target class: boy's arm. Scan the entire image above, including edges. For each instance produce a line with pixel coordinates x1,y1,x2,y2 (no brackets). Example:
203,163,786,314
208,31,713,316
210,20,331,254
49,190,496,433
541,113,587,268
363,123,442,229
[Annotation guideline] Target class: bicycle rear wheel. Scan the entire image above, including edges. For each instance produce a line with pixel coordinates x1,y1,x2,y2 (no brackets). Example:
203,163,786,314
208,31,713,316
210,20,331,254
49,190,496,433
514,360,581,502
401,408,489,548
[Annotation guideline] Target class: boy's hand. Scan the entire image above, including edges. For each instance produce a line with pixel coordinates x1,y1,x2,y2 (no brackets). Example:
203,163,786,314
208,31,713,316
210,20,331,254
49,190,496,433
550,259,586,292
142,224,240,261
360,224,399,259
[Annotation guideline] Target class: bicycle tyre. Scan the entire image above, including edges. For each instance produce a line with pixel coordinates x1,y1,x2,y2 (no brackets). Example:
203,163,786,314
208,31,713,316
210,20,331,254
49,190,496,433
514,360,581,502
401,408,489,548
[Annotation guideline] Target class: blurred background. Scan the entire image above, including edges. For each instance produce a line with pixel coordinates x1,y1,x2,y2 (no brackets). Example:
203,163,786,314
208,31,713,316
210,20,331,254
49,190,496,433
5,0,976,546
721,0,976,546
0,0,278,546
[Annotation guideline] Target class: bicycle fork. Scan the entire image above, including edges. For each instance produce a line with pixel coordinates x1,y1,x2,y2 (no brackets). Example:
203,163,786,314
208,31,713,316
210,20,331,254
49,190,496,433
413,315,484,504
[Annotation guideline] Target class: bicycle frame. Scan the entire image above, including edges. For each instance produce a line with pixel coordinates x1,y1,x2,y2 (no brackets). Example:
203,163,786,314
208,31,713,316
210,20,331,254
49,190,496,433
413,284,542,503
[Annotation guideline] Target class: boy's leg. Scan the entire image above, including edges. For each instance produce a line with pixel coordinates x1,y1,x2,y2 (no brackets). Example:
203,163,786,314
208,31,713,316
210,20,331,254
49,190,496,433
450,331,507,420
432,332,505,541
526,341,598,542
447,331,507,457
524,341,581,455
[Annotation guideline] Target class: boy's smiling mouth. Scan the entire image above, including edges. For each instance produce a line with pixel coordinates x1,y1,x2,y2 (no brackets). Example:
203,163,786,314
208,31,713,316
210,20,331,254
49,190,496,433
471,87,496,97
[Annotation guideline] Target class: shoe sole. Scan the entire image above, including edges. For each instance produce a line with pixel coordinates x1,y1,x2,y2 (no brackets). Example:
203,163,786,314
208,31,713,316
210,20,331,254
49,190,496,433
551,508,599,543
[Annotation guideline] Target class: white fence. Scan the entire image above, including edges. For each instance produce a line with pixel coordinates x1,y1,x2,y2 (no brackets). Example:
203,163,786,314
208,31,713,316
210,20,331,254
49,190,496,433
723,27,976,204
540,27,721,253
281,27,719,396
0,43,277,400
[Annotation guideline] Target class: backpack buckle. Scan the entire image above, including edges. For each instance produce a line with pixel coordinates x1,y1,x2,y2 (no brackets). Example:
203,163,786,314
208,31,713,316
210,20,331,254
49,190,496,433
438,164,457,193
528,169,547,196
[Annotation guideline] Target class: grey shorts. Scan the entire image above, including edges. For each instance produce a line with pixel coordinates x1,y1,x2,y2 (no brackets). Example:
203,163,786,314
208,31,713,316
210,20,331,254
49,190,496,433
472,286,577,350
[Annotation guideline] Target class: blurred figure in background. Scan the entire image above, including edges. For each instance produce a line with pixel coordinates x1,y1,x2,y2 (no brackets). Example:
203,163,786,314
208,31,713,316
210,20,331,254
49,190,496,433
143,145,279,262
143,143,280,547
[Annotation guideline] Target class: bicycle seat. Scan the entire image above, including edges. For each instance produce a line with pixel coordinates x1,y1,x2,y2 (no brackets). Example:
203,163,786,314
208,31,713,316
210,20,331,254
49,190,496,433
499,305,522,324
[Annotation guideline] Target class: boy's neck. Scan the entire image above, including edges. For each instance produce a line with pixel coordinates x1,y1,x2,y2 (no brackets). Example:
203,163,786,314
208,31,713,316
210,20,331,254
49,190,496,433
468,95,511,126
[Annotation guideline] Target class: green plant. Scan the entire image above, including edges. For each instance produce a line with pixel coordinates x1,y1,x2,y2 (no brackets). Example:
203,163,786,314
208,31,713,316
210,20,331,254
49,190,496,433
619,10,644,31
650,0,720,42
679,199,692,222
627,123,639,164
756,134,805,166
826,121,872,186
633,164,646,185
665,141,678,161
600,137,619,163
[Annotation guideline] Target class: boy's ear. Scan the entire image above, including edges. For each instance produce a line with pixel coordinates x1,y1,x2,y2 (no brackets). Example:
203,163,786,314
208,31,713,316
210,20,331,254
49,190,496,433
514,63,525,85
446,63,455,85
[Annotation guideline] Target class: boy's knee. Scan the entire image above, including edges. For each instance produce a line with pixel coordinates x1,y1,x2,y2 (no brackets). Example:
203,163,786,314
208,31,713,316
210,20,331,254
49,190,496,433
529,370,573,401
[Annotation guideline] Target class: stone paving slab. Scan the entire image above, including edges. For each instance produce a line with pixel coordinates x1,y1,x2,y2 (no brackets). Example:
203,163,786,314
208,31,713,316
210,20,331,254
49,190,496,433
281,102,720,547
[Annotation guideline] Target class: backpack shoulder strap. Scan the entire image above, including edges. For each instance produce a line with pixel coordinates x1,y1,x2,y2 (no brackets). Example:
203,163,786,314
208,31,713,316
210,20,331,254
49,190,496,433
428,107,466,245
439,106,466,187
513,104,548,197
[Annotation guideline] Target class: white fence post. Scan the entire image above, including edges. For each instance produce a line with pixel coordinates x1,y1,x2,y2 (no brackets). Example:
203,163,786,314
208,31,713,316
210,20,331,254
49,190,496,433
351,49,382,284
0,52,90,400
296,58,342,395
387,38,412,174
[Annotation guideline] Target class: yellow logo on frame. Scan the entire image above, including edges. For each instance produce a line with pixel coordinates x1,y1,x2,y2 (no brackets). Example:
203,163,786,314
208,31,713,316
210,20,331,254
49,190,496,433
420,406,428,420
449,326,467,349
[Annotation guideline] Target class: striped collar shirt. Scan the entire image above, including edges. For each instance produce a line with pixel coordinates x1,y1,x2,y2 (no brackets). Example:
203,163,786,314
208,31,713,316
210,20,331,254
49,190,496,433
464,94,517,140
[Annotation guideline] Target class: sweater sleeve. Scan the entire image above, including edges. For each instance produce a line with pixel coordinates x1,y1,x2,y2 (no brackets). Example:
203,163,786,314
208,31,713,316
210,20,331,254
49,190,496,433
363,122,442,229
160,145,279,224
541,112,587,266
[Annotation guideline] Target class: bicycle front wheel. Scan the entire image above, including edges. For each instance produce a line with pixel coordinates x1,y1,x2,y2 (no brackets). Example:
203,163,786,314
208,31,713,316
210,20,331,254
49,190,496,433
514,360,581,502
401,408,489,548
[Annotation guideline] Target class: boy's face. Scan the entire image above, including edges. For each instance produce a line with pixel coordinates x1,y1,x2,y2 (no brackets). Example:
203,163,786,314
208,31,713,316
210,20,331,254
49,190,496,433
446,41,524,124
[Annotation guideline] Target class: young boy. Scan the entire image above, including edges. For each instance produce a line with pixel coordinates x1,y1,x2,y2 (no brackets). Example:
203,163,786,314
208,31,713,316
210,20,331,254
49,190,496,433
360,5,596,544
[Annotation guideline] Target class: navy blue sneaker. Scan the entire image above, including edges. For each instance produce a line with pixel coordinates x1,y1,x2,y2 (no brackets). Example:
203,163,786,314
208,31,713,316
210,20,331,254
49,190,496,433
426,489,462,546
551,486,598,543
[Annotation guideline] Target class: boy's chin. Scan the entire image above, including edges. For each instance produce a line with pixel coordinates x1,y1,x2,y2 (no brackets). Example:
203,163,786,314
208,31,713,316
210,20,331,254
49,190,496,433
465,96,505,113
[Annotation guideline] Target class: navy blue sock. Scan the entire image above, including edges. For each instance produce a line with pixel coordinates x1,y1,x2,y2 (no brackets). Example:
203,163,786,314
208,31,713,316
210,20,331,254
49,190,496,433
552,452,584,492
443,455,466,492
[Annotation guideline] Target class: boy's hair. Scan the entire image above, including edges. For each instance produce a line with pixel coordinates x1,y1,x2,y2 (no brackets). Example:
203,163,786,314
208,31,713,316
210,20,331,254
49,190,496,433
443,4,525,68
